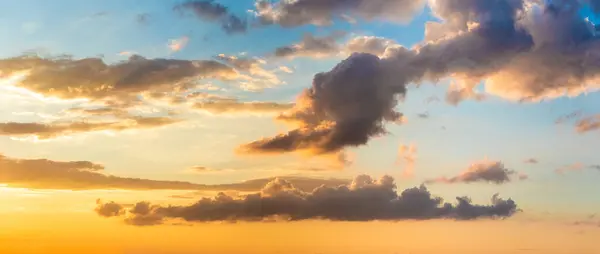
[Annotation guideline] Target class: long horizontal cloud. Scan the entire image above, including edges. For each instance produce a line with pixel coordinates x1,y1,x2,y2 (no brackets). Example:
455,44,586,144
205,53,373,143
175,0,247,34
425,161,528,185
240,0,600,157
0,153,347,190
95,174,519,225
0,116,181,139
254,0,426,27
0,154,201,190
193,99,294,115
274,33,399,59
0,55,236,100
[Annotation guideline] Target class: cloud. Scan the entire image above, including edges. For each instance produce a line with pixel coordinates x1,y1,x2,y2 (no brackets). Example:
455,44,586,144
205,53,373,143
193,99,294,115
425,160,527,185
555,110,583,124
95,200,125,217
274,32,346,58
168,36,190,52
175,0,247,34
0,116,182,139
95,174,519,225
136,13,151,25
0,154,349,191
575,114,600,133
273,33,399,59
523,158,539,164
0,55,236,100
0,154,203,190
238,53,407,156
254,0,426,27
590,165,600,171
242,1,600,157
214,54,285,91
397,144,417,178
555,163,585,175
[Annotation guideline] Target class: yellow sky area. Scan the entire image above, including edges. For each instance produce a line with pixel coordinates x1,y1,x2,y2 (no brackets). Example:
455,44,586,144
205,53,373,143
0,212,598,254
0,187,597,254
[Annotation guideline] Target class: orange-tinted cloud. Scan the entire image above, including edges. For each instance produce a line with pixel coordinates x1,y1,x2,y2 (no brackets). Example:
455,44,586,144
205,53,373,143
0,116,181,139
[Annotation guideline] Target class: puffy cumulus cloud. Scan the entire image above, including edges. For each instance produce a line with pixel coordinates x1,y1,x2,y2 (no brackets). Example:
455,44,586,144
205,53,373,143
95,200,126,217
425,161,528,185
0,116,181,140
575,114,600,133
274,33,400,59
96,175,519,225
0,54,236,100
193,99,294,115
174,0,247,34
238,53,406,156
243,0,600,157
254,0,426,27
0,154,204,190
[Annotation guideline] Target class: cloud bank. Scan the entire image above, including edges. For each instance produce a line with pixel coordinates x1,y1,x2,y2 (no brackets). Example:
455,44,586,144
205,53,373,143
241,0,600,157
96,175,519,225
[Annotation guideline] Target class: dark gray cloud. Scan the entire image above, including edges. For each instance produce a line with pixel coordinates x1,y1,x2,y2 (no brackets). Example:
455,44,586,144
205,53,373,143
0,54,236,100
590,165,600,171
175,0,247,34
0,153,348,191
254,0,426,27
239,53,406,156
575,114,600,133
95,175,519,225
241,0,600,157
425,161,527,185
0,116,182,139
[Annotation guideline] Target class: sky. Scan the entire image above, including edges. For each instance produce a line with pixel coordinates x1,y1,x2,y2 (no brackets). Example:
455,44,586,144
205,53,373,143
1,0,600,253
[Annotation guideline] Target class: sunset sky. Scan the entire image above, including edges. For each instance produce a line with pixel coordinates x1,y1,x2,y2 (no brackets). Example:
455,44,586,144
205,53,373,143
1,0,600,253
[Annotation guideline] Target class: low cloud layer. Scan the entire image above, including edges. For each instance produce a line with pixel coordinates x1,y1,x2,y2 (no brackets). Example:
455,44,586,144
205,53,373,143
0,153,347,191
425,161,527,185
242,0,600,157
0,154,202,190
0,116,181,139
175,0,247,34
96,175,519,225
254,0,426,27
